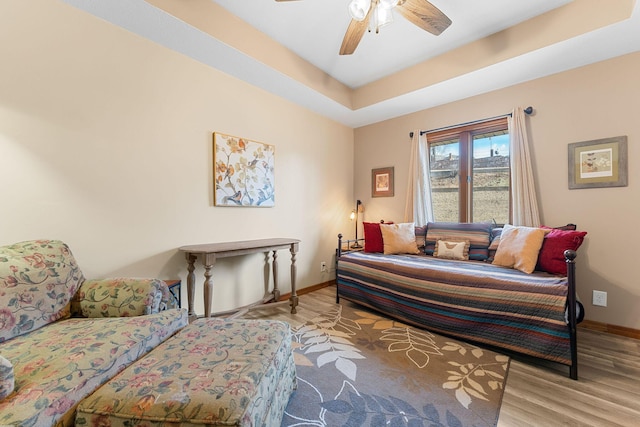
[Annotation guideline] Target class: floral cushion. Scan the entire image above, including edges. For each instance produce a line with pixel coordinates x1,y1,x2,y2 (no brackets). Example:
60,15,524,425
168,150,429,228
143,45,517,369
76,318,297,427
0,355,13,401
71,278,178,318
0,240,84,342
0,308,188,427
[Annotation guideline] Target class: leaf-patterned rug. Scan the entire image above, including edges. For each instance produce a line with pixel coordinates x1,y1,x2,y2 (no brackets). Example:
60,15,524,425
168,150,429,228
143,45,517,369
281,303,509,427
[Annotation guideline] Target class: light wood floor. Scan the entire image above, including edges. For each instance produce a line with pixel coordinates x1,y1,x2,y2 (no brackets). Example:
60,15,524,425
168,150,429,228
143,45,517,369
239,285,640,427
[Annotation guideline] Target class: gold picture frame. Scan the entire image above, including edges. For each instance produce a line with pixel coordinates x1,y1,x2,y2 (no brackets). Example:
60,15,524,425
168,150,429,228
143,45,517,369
213,132,275,206
568,136,627,189
372,167,394,197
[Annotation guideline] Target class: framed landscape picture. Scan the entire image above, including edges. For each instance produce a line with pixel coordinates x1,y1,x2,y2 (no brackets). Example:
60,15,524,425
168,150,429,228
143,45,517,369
372,167,394,197
568,136,627,189
213,132,275,206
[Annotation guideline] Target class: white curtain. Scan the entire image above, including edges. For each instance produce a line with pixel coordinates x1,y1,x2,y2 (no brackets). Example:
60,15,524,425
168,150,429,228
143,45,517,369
404,130,434,225
509,107,541,227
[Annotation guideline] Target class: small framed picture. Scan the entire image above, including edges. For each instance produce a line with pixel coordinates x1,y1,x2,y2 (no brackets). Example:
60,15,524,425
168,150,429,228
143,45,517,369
372,167,394,197
568,136,627,189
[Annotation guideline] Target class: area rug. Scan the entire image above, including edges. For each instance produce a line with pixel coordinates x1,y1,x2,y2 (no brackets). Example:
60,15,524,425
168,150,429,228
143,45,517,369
281,303,510,427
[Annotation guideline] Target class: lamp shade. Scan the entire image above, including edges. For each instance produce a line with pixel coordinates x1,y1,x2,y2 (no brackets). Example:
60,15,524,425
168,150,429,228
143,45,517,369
351,199,363,248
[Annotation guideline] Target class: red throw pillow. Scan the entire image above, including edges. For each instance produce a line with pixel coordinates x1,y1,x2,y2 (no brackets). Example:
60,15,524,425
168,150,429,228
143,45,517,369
537,227,587,275
363,222,384,253
363,222,395,253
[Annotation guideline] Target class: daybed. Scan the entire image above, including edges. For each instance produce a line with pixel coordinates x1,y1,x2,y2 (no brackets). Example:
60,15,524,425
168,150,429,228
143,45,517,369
336,222,586,380
0,240,188,426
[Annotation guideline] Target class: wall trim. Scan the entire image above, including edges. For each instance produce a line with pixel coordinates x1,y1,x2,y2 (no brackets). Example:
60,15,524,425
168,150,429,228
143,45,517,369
580,320,640,340
279,280,334,301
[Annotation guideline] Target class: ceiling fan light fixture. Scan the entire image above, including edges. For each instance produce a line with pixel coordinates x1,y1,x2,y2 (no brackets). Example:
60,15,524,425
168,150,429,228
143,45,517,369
348,0,371,22
376,4,394,27
378,0,399,10
332,0,451,55
369,2,393,33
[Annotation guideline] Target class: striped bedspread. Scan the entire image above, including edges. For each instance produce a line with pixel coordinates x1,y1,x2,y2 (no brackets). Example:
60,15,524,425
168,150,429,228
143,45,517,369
337,251,572,365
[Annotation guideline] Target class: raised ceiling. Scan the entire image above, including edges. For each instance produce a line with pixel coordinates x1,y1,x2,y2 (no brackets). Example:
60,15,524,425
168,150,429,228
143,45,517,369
212,0,572,89
63,0,640,127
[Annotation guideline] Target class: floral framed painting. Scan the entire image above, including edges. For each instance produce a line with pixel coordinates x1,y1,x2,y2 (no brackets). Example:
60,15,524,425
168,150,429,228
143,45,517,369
372,167,394,197
568,136,627,189
213,132,275,206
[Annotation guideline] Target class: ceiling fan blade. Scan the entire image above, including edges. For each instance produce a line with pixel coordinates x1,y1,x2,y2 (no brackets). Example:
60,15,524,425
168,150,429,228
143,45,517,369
397,0,451,36
339,8,373,55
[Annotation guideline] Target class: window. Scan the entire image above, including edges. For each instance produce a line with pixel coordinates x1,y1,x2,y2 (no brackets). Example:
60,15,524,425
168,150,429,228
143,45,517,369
427,118,510,224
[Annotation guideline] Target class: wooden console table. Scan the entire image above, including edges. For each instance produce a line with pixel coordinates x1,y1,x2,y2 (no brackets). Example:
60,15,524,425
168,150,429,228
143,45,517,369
179,238,300,319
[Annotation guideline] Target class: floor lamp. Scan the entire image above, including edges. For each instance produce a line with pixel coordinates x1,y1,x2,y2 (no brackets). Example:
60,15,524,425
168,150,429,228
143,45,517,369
350,199,363,249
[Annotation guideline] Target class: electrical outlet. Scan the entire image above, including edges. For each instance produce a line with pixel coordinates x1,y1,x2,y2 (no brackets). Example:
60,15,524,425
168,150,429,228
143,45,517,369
592,290,607,307
320,261,327,272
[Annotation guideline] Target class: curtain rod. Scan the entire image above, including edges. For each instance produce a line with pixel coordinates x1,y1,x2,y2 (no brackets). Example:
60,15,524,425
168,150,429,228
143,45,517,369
409,106,533,138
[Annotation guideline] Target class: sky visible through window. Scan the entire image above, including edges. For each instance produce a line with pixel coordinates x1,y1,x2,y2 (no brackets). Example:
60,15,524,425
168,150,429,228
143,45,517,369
437,134,510,159
474,134,509,158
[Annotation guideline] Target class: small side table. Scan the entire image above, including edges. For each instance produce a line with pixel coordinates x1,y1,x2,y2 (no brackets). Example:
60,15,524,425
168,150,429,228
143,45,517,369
179,238,300,319
164,279,182,308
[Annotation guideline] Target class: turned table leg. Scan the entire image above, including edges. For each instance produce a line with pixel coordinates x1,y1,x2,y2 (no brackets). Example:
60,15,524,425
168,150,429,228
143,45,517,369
289,243,299,314
186,254,197,320
272,250,280,302
203,253,216,318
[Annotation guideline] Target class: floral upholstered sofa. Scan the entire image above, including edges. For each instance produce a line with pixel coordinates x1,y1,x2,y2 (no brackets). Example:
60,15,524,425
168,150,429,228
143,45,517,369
0,240,188,426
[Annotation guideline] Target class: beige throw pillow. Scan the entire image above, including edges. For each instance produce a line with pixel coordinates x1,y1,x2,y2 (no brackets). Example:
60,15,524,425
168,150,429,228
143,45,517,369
380,223,421,255
434,239,470,260
492,224,549,273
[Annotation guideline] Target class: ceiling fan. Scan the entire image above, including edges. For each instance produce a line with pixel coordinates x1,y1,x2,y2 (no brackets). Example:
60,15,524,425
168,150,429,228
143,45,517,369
275,0,451,55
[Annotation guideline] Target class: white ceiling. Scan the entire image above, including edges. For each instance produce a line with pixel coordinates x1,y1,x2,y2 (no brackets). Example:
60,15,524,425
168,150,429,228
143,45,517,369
63,0,640,128
212,0,572,89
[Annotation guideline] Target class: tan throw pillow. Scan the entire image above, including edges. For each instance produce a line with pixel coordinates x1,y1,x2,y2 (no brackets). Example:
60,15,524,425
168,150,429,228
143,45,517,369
492,224,549,273
380,223,421,255
434,239,470,260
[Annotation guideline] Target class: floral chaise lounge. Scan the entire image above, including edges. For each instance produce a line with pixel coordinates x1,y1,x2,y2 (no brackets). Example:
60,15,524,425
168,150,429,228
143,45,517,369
0,240,188,426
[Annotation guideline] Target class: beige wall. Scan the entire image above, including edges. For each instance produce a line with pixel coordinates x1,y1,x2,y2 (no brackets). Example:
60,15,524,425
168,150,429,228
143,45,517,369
0,0,354,316
2,1,638,330
355,52,640,330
